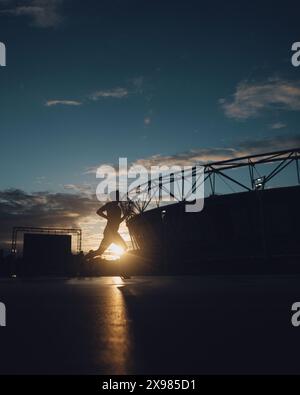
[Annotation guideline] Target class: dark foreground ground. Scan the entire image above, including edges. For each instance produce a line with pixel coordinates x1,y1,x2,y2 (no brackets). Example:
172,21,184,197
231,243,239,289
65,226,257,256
0,275,300,374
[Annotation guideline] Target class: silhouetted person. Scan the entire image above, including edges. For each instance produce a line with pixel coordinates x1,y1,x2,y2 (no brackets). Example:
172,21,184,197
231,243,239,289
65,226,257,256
86,193,127,260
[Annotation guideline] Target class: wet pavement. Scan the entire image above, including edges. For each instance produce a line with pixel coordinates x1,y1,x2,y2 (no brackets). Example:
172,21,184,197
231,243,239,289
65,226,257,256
0,275,300,374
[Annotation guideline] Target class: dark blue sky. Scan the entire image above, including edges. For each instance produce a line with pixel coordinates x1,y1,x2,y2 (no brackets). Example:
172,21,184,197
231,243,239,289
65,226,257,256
0,0,299,192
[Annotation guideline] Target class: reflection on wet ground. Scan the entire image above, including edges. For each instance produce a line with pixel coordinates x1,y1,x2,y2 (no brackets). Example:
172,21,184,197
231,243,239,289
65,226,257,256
1,275,300,374
0,277,133,374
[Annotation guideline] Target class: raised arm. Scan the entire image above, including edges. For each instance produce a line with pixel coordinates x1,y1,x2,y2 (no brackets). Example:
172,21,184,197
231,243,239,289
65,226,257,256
96,204,108,220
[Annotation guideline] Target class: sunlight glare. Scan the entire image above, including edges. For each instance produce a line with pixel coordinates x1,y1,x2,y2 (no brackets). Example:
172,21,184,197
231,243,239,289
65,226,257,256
109,243,125,258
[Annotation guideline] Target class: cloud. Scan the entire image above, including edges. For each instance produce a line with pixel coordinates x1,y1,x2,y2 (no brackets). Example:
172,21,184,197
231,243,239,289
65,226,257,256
135,149,235,168
1,135,299,251
0,188,132,252
45,100,82,107
236,134,300,154
89,87,129,101
220,79,300,120
0,189,101,251
45,87,129,108
269,122,287,130
0,0,64,28
45,78,144,108
63,183,94,195
85,135,300,177
134,135,300,168
144,117,151,125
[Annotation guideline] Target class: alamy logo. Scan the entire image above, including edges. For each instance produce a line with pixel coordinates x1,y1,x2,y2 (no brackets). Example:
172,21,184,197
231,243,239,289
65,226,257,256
291,302,300,327
0,42,6,67
96,158,205,213
291,42,300,67
0,302,6,327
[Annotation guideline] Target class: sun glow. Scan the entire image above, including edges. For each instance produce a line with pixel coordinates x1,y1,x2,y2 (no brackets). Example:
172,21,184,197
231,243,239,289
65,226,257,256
109,243,125,258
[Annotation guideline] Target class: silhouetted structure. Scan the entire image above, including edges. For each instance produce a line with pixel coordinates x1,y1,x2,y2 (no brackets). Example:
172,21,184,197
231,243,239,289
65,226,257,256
127,149,300,274
23,233,71,276
10,227,82,276
12,227,82,254
128,185,300,273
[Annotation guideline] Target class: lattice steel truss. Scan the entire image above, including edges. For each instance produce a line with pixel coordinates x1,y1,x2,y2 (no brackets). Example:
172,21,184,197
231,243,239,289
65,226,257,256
124,148,300,214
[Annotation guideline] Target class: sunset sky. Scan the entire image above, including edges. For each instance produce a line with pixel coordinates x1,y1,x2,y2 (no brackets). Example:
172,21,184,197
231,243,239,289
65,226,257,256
0,0,300,251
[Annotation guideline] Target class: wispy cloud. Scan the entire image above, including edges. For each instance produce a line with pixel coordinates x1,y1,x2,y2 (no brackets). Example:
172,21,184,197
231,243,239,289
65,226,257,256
269,122,287,130
134,135,300,168
63,183,94,195
85,135,300,177
0,0,64,28
45,77,145,108
144,116,151,125
89,87,129,101
220,79,300,120
45,100,82,107
45,87,130,108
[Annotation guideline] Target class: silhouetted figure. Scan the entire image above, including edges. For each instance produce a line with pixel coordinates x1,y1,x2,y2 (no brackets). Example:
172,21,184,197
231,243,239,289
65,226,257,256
86,194,127,260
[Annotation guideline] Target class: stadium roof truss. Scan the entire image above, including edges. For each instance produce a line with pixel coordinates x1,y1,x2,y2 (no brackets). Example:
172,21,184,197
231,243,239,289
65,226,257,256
125,148,300,214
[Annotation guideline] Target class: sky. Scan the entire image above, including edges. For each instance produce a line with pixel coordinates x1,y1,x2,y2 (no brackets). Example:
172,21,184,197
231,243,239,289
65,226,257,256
0,0,300,251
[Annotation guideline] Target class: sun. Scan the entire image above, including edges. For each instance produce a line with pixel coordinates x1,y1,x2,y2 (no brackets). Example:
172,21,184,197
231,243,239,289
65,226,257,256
109,243,125,258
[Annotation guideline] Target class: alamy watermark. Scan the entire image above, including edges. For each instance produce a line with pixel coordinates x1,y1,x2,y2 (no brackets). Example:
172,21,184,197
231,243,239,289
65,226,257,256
0,42,6,67
0,302,6,327
95,158,204,213
291,42,300,67
291,302,300,327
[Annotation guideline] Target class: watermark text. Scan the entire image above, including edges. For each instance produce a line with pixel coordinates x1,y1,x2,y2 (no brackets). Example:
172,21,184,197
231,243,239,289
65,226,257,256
0,302,6,327
96,158,204,213
291,42,300,67
0,42,6,67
